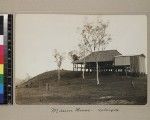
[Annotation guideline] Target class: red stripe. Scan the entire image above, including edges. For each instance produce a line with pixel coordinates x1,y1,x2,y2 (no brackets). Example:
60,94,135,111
0,45,4,64
0,45,4,55
0,55,4,64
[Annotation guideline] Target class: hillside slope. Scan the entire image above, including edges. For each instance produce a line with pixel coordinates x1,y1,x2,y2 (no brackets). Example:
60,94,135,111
16,70,147,105
17,70,82,88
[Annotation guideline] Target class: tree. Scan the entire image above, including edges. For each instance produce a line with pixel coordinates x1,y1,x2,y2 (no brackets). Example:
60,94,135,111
25,73,31,81
53,49,64,82
78,18,111,85
77,43,89,81
68,50,80,62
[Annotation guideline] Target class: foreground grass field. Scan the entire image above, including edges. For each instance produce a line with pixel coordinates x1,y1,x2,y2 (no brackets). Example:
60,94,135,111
15,70,147,105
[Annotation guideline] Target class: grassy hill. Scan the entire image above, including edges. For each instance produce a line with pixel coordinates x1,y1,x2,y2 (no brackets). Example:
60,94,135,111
16,70,147,105
16,70,82,88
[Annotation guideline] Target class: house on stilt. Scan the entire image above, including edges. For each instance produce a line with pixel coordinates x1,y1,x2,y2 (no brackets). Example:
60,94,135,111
73,50,146,76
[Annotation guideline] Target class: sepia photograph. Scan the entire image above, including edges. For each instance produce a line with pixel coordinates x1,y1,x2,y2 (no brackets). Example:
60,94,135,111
15,14,147,105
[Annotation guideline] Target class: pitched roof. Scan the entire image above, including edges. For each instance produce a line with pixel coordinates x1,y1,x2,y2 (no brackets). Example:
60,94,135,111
73,50,122,64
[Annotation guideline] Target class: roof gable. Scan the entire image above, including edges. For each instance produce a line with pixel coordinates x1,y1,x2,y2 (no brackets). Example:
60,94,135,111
73,50,122,63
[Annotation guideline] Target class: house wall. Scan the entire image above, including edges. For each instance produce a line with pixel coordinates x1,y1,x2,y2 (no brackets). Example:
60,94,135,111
115,55,146,74
130,56,139,73
139,56,146,73
114,56,130,66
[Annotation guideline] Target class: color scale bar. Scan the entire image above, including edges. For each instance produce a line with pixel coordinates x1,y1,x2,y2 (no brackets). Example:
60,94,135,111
0,45,4,103
0,15,4,103
0,74,3,103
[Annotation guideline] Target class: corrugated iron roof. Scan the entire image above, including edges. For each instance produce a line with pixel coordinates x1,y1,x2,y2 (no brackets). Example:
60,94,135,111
73,50,122,64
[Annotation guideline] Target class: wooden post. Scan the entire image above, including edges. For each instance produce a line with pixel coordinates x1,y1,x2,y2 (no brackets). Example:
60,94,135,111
46,83,50,93
88,67,90,73
125,67,128,76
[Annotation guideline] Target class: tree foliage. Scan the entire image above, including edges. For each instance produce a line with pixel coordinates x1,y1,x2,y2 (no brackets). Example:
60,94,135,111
53,49,64,69
68,50,80,62
79,19,111,54
77,18,112,84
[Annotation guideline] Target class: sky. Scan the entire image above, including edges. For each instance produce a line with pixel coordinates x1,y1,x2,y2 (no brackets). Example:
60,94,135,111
15,14,147,82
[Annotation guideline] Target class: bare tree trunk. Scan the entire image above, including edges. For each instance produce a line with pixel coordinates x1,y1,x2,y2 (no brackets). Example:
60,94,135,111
96,62,100,85
82,61,85,80
58,68,60,81
82,48,86,81
73,63,74,71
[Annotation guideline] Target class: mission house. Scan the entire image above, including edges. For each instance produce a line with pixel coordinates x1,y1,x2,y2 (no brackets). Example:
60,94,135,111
73,50,146,76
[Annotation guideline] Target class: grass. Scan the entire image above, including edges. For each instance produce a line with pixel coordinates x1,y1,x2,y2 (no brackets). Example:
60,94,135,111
15,70,147,105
